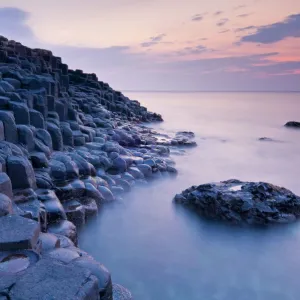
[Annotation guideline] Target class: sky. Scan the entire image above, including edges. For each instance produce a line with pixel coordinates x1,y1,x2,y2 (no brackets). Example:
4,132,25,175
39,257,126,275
0,0,299,91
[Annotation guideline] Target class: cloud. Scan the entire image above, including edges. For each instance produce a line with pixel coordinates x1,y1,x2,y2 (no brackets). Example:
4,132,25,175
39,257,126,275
219,29,230,34
191,14,204,21
234,4,247,10
0,7,35,42
140,33,166,48
237,13,252,18
240,13,300,44
214,11,223,16
176,45,211,56
235,26,257,32
217,18,229,27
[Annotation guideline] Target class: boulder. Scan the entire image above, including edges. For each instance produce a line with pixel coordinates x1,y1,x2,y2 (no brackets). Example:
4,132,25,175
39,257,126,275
285,121,300,129
174,180,300,225
7,156,37,189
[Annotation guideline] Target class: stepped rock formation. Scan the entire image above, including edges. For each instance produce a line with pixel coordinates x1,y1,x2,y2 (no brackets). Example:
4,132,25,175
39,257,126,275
0,35,195,299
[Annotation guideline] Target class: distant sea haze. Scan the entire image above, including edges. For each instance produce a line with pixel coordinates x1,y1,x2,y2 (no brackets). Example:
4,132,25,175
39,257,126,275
80,91,300,300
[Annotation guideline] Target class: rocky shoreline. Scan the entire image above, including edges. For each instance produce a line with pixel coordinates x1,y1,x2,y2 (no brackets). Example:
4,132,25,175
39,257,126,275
0,36,196,299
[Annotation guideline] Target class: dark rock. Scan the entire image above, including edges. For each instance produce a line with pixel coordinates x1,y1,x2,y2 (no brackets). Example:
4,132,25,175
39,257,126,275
63,200,86,227
7,156,37,189
0,111,18,143
29,109,45,129
39,190,67,223
17,125,35,152
285,121,300,129
47,122,63,151
30,152,49,168
8,101,30,125
0,172,13,199
174,180,300,225
35,128,53,149
49,159,66,182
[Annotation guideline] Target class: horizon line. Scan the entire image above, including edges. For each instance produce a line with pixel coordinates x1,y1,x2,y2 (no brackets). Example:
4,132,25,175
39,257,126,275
122,90,300,93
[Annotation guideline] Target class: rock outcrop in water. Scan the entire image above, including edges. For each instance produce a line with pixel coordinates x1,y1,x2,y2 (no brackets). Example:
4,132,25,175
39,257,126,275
284,121,300,129
0,35,196,299
174,179,300,225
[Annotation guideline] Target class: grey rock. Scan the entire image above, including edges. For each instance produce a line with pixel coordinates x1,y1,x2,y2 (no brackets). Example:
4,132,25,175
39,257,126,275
71,257,113,300
0,215,40,251
113,284,133,300
9,259,100,300
47,220,77,245
0,193,12,217
43,248,80,263
39,233,60,253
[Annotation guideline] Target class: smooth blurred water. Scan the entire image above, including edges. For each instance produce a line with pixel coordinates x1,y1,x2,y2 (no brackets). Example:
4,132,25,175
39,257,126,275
79,92,300,300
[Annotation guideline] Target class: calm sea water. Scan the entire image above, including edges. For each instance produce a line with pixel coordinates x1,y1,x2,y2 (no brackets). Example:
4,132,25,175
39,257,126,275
79,92,300,300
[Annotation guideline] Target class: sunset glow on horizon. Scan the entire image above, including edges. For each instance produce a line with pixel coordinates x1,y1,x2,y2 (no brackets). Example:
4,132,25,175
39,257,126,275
0,0,299,91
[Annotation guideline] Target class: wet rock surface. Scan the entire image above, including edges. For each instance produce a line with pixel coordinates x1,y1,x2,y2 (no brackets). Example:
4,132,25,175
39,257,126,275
174,179,300,225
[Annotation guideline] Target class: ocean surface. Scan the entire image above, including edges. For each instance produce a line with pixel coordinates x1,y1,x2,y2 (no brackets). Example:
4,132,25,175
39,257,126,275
79,92,300,300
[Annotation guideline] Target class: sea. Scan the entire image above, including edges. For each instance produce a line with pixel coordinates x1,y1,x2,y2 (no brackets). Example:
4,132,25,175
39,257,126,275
79,92,300,300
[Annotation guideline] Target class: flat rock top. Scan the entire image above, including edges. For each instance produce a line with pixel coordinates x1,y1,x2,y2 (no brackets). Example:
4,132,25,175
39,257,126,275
9,259,99,300
0,215,40,249
175,179,300,225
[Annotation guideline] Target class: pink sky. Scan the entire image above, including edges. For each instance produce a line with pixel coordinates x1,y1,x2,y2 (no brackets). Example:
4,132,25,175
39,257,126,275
0,0,299,91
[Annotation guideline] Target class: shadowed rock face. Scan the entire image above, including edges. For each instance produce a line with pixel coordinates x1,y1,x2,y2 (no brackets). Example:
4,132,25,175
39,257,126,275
174,179,300,225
